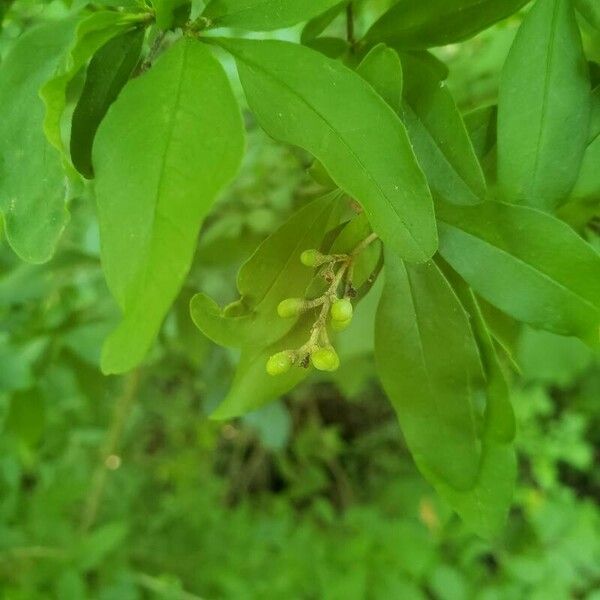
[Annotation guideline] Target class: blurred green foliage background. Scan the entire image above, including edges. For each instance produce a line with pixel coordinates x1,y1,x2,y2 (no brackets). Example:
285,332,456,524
1,1,600,598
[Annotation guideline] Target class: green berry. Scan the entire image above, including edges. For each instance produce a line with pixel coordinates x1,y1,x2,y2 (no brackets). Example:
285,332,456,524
331,317,351,332
311,346,340,372
300,249,323,267
277,298,304,318
331,298,353,322
266,352,293,376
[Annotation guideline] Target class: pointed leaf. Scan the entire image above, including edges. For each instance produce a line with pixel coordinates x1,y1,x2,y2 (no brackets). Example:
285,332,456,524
498,0,591,210
375,253,485,490
215,38,437,263
436,201,600,345
94,39,245,374
356,43,403,112
0,19,78,263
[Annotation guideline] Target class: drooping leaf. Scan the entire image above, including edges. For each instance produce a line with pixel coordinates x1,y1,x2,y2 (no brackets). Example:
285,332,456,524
365,0,529,49
41,10,145,162
93,39,245,374
71,28,144,179
402,53,486,206
374,253,485,491
214,38,437,263
436,201,600,345
0,18,78,263
203,0,342,31
497,0,591,210
191,191,343,349
153,0,191,30
356,43,403,112
416,436,516,540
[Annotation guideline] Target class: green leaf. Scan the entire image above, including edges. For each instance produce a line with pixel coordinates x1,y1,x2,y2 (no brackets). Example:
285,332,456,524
191,191,343,349
356,43,403,112
215,38,437,263
0,18,78,263
401,53,486,206
94,39,245,374
41,10,145,162
153,0,191,30
374,253,485,490
436,201,600,345
497,0,591,210
365,0,529,49
203,0,342,31
571,88,600,201
71,28,144,179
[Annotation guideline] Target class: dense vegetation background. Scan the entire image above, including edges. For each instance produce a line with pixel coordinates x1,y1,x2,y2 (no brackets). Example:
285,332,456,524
1,0,599,598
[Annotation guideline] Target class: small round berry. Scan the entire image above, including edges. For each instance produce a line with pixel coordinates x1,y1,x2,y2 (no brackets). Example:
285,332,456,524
266,352,293,376
331,317,351,332
300,249,323,267
311,346,340,372
277,298,304,318
331,298,353,322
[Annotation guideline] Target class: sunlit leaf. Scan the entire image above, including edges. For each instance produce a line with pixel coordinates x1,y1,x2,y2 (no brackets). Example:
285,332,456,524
94,39,245,374
215,37,437,263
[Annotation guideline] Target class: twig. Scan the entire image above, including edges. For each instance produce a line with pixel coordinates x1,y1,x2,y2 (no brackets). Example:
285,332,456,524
134,573,207,600
80,370,141,532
